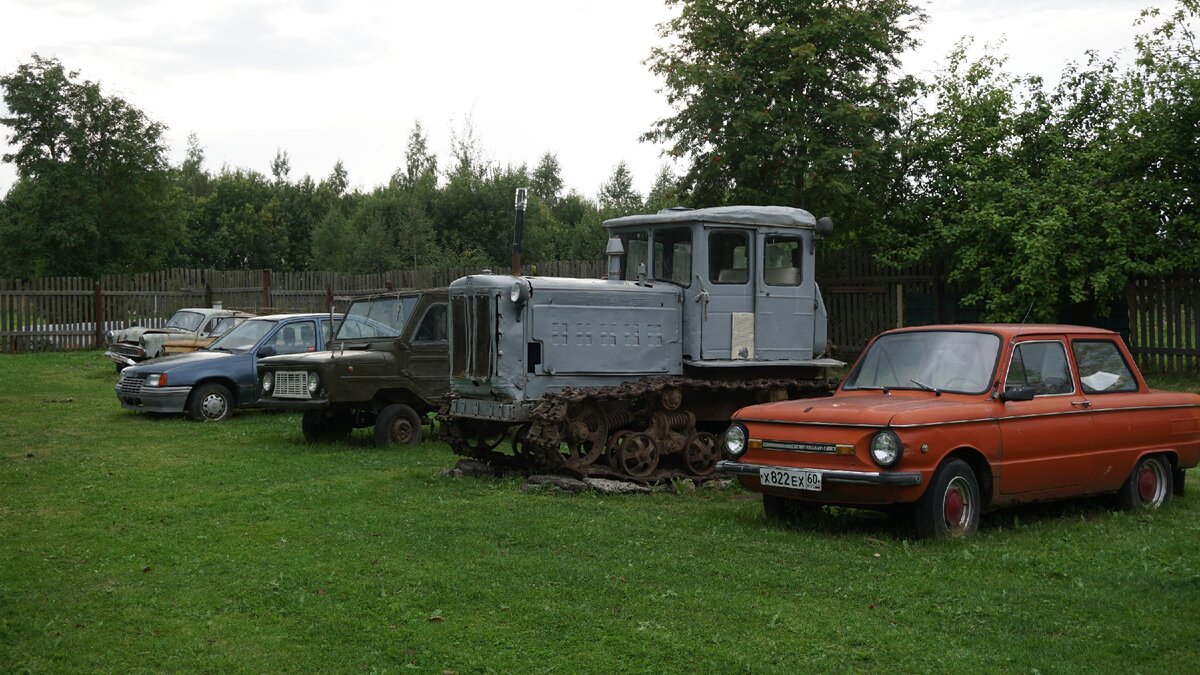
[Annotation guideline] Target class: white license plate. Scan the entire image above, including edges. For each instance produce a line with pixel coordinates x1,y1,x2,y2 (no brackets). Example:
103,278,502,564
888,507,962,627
760,467,822,492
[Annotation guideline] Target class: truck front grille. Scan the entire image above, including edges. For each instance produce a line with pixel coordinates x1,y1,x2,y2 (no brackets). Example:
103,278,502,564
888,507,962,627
273,371,311,399
450,293,493,381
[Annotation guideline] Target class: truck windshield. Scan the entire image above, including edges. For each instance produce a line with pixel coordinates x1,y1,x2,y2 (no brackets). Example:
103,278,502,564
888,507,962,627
336,295,417,339
844,331,1001,394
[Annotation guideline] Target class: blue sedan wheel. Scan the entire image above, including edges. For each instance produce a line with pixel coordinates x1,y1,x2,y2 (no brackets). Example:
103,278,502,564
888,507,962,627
188,383,234,422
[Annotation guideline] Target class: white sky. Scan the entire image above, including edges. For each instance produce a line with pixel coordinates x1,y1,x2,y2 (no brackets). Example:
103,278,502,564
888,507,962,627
0,0,1157,200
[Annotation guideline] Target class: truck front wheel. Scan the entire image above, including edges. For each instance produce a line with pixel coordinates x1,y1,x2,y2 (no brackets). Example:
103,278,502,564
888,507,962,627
373,404,423,447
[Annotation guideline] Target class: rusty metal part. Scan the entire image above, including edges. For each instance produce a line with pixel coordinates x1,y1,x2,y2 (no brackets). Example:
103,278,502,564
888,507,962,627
617,432,659,478
683,431,719,476
658,386,683,411
560,403,608,468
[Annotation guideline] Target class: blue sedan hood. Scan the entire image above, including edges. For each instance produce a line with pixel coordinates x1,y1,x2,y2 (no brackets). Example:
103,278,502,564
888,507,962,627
128,349,241,374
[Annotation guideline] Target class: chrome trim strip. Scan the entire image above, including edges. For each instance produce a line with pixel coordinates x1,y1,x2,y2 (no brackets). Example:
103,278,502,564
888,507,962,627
762,440,838,453
716,460,922,486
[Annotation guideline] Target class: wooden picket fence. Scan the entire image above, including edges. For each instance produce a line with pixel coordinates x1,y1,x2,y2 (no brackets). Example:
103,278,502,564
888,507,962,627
2,258,1198,374
0,262,604,353
1128,273,1200,374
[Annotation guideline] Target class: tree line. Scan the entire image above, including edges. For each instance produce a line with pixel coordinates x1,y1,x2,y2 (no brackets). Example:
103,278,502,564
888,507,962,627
2,0,1198,321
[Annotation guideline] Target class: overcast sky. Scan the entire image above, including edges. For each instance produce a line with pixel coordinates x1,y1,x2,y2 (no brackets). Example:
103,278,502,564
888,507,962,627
0,0,1158,200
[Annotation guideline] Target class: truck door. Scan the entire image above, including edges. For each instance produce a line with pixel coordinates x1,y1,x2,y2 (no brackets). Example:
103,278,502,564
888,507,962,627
754,232,815,361
700,228,756,360
406,296,451,401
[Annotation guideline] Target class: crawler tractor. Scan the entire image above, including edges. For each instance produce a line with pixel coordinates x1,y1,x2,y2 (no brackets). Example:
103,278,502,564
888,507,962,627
440,203,841,481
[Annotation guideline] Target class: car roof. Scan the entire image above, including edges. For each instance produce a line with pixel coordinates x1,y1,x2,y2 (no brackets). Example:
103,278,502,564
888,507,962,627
247,313,345,321
883,324,1120,339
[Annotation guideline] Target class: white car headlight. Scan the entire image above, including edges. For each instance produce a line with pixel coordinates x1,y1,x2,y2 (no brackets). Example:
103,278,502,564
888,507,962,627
261,372,273,393
870,430,903,467
307,371,320,394
724,423,748,457
144,373,166,388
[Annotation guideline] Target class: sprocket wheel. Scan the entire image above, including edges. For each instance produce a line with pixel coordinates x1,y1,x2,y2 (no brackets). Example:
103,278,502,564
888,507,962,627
617,432,659,479
683,431,719,476
561,404,608,468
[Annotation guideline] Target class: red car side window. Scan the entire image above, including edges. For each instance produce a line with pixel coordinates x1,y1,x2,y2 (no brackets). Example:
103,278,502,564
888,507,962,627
1072,340,1138,394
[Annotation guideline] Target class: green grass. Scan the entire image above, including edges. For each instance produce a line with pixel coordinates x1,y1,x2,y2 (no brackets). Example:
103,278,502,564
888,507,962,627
2,353,1199,673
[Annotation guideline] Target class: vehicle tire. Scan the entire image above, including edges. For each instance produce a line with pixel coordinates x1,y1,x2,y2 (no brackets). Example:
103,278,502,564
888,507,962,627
187,383,234,422
915,458,980,539
762,493,820,523
373,404,423,447
301,410,353,442
1116,455,1173,510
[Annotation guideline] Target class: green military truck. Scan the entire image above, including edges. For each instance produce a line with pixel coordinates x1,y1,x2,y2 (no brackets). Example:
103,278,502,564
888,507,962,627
256,289,449,446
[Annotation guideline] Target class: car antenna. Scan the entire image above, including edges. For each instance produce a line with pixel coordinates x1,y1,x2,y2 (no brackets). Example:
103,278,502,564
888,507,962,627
1014,300,1035,341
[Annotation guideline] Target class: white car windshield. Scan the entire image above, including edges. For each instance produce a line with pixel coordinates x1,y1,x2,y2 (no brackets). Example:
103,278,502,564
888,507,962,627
335,296,417,339
844,330,1001,394
163,310,205,331
208,319,277,353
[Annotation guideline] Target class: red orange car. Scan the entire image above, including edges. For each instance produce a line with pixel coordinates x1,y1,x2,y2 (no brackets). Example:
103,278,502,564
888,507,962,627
717,325,1200,538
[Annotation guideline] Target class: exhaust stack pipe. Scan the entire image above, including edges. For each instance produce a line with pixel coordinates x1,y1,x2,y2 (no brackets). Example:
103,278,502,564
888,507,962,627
511,187,528,276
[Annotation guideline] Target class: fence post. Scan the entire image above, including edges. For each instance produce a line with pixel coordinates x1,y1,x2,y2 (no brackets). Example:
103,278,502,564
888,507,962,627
204,278,213,308
262,270,271,310
93,280,103,349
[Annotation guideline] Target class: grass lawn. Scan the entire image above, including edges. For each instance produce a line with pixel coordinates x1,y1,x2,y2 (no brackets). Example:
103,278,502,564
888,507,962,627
2,352,1199,673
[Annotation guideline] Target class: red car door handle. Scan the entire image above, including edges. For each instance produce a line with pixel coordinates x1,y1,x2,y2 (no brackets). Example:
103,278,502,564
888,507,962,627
1071,400,1091,408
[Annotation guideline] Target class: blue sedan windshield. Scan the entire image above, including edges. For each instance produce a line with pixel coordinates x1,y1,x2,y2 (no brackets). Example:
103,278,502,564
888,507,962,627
208,319,278,353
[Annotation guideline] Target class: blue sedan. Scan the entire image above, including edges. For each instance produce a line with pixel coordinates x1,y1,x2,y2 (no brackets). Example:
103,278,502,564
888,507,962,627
116,313,342,421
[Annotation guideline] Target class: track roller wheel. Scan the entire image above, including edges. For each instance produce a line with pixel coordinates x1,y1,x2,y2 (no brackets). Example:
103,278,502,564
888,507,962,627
683,431,719,476
605,430,636,469
617,432,659,479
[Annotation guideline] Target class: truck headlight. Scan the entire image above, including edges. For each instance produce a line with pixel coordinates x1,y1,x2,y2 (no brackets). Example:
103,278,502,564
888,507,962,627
870,430,903,467
307,372,320,394
261,372,273,393
724,423,748,457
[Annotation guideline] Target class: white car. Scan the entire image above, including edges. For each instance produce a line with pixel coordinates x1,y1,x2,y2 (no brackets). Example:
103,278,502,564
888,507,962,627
104,307,254,369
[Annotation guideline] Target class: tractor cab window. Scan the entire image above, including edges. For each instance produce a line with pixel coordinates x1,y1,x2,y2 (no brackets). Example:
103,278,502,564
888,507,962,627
764,235,803,286
618,231,649,280
709,230,749,284
652,228,692,287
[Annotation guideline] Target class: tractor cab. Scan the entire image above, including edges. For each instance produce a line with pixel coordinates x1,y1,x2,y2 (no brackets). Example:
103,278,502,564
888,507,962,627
604,205,835,366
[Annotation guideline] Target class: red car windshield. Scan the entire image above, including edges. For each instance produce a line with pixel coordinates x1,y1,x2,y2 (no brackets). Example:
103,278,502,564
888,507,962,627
844,330,1001,394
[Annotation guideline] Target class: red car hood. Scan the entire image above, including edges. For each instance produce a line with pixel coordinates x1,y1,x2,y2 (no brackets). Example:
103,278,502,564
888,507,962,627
735,391,995,428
